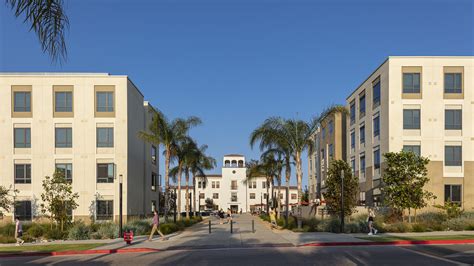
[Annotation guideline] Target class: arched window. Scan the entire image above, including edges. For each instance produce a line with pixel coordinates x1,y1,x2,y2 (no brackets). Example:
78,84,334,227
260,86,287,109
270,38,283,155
224,160,230,167
231,160,237,167
238,160,244,168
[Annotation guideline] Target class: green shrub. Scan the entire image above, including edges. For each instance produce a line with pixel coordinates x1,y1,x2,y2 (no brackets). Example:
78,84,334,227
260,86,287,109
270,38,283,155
45,228,67,240
383,222,411,233
96,223,118,239
27,223,45,238
0,223,16,237
159,223,179,235
412,223,429,232
0,235,16,243
344,222,361,233
259,215,270,222
124,219,152,236
321,219,341,233
444,218,474,231
434,201,464,219
417,212,448,223
68,222,91,240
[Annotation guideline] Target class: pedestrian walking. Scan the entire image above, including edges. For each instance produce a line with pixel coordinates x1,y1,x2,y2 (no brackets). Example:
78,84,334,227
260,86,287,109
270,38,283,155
219,209,225,224
149,210,168,241
226,208,232,224
367,208,378,235
269,208,277,229
15,217,24,246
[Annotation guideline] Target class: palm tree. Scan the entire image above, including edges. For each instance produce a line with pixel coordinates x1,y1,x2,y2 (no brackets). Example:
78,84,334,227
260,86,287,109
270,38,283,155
6,0,69,63
138,109,201,222
188,145,216,216
261,150,284,218
246,158,277,214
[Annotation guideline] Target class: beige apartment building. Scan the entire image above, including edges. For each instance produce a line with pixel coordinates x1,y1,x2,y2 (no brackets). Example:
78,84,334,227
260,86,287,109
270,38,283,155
346,56,473,210
308,111,347,202
0,73,160,223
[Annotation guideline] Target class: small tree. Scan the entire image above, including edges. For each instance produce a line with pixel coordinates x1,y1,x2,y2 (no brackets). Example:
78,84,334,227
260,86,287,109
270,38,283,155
0,185,18,217
301,186,309,203
205,198,215,210
41,171,79,231
382,151,436,223
323,160,358,217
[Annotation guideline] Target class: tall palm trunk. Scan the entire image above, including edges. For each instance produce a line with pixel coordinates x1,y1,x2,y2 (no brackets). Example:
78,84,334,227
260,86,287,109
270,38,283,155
177,163,183,221
185,169,190,219
192,172,197,216
164,148,171,222
277,171,282,219
295,151,303,206
266,181,270,214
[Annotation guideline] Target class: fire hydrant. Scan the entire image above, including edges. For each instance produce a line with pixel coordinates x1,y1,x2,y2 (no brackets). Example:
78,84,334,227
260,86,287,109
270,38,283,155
123,230,134,245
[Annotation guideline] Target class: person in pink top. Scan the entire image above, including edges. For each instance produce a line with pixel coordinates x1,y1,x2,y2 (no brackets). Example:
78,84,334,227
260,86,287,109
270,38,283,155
148,210,167,241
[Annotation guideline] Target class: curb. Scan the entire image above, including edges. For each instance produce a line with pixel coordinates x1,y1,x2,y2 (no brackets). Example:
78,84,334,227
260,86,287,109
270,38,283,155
0,247,160,258
300,239,474,247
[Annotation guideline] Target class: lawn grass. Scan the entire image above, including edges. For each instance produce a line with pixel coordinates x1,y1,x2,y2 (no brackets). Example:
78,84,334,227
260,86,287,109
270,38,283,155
0,243,105,254
357,235,474,242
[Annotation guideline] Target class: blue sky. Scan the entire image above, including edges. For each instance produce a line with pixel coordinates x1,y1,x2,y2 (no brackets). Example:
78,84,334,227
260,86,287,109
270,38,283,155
1,0,473,186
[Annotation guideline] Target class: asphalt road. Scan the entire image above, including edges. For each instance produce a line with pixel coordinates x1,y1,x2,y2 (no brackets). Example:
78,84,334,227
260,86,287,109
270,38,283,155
1,244,473,266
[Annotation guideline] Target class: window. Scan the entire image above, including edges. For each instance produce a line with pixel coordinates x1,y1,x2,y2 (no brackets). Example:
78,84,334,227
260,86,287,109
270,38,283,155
359,192,366,205
55,128,72,148
97,163,114,183
151,146,157,165
231,192,237,202
151,173,157,190
403,145,421,156
15,201,32,221
264,193,268,199
250,193,255,199
96,91,114,112
359,125,365,144
55,91,73,112
445,185,461,206
151,200,157,212
202,181,206,189
359,93,366,117
198,181,202,188
212,181,216,188
321,148,325,160
14,128,31,148
445,146,462,166
56,163,73,182
350,100,356,124
445,110,462,130
321,127,326,139
96,200,113,220
216,181,220,188
14,164,31,184
231,180,238,190
14,92,31,112
199,193,205,199
328,120,334,134
444,73,462,93
291,193,297,200
249,181,256,189
373,149,380,170
262,181,266,189
360,155,366,174
403,73,421,93
213,193,219,199
97,128,114,147
328,144,334,158
403,109,420,129
351,158,355,173
351,131,355,149
372,79,381,106
373,116,380,137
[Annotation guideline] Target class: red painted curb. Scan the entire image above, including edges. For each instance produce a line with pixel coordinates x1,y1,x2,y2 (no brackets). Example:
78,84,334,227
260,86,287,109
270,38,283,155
300,239,474,247
0,247,160,258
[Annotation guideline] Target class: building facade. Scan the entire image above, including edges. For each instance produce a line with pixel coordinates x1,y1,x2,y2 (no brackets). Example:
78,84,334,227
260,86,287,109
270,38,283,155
0,73,160,223
346,56,473,209
308,110,347,202
173,154,299,213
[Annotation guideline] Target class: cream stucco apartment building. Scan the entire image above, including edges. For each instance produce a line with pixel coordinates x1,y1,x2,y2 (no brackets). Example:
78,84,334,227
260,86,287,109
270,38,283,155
0,73,160,222
172,154,299,213
346,56,473,209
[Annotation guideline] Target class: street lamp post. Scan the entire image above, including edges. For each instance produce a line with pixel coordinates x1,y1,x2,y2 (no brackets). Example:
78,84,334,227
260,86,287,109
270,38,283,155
119,174,123,238
340,170,344,233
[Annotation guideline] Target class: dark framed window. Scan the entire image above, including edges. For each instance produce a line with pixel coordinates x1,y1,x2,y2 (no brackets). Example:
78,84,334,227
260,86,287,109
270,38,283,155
328,144,334,158
445,110,462,130
445,146,462,166
55,91,73,112
444,185,461,206
97,128,114,147
359,125,365,144
350,100,356,124
328,120,333,134
351,158,356,173
96,200,113,220
359,93,366,117
373,149,380,170
360,155,366,174
351,131,355,149
444,73,462,93
403,109,420,129
249,193,255,199
403,145,421,157
151,146,157,165
15,201,32,221
14,92,31,112
55,128,72,148
14,164,31,184
213,193,219,199
14,128,31,148
231,192,237,202
56,163,73,182
372,79,381,106
96,92,114,112
97,163,114,183
291,194,297,200
403,73,421,93
151,172,157,190
373,116,380,137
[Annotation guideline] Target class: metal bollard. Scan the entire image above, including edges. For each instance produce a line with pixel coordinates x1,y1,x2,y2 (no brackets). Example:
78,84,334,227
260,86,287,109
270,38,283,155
252,219,255,233
230,220,233,234
209,220,211,234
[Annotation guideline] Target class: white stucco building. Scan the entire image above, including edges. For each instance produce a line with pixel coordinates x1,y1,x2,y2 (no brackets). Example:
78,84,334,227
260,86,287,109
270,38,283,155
173,154,299,213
